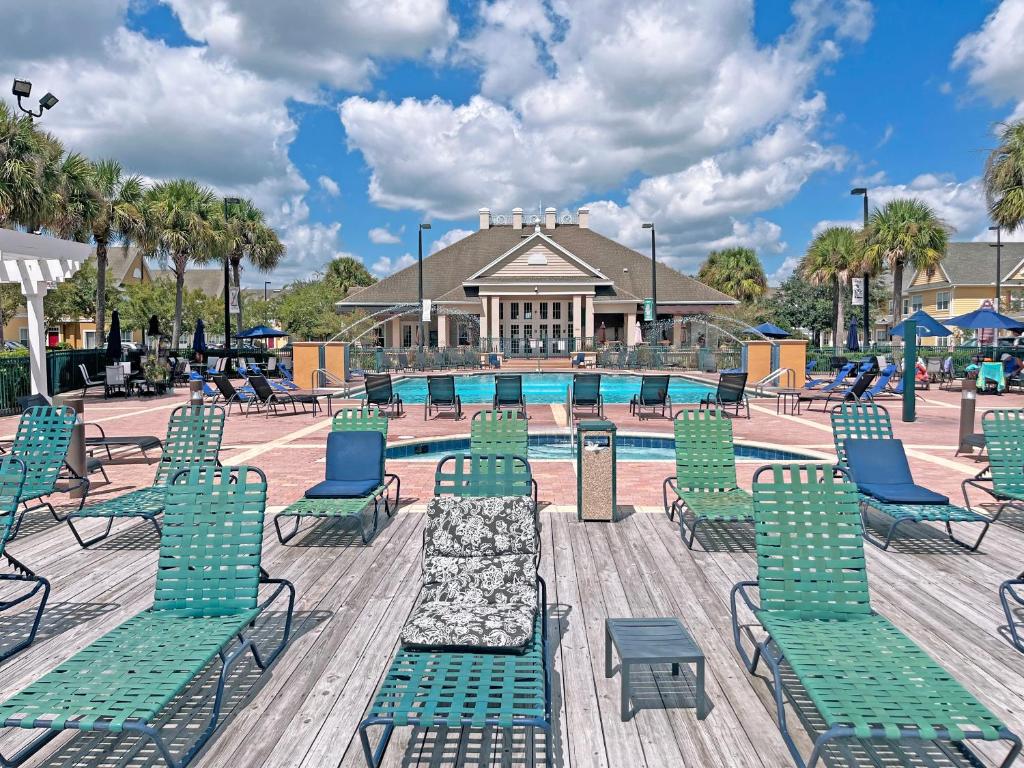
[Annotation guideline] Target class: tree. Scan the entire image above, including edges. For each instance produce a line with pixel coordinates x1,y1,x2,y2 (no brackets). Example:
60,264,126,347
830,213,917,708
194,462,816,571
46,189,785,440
697,247,767,304
0,283,22,344
89,159,146,345
51,152,100,242
217,198,284,330
274,280,345,341
762,275,835,346
143,179,218,346
802,226,861,347
325,256,375,294
120,277,212,345
862,198,948,326
984,120,1024,233
43,260,120,330
0,102,63,229
241,298,277,328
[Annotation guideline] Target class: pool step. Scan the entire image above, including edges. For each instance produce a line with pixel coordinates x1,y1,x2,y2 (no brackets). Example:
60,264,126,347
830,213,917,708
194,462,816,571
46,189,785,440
500,358,574,371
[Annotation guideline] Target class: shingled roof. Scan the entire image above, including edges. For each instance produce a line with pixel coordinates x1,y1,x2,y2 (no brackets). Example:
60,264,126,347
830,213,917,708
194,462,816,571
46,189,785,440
339,224,736,308
908,242,1024,287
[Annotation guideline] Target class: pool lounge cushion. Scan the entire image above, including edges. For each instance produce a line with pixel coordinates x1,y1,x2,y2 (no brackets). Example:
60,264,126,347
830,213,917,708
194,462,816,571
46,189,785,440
304,430,383,500
844,438,949,505
305,479,381,499
400,495,539,652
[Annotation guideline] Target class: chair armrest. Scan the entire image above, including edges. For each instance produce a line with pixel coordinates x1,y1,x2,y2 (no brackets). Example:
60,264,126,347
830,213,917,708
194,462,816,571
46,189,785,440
83,422,108,439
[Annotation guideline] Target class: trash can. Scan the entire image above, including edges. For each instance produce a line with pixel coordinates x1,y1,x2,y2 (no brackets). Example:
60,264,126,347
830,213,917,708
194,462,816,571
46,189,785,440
53,394,87,500
189,378,204,404
577,420,616,522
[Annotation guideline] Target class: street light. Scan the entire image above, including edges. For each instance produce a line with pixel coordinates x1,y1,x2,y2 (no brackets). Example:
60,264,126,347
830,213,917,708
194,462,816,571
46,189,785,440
641,223,656,336
11,79,58,121
418,223,431,351
264,281,271,302
990,226,1003,311
850,187,870,345
223,196,241,367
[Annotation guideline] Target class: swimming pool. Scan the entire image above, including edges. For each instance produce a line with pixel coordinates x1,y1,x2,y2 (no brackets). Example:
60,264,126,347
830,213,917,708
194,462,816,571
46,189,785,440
388,373,714,405
386,434,816,463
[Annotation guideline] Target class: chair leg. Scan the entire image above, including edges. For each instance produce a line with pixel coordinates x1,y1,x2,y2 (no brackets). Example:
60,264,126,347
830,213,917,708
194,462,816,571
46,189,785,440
65,515,115,548
274,514,301,544
1000,579,1024,654
0,555,50,664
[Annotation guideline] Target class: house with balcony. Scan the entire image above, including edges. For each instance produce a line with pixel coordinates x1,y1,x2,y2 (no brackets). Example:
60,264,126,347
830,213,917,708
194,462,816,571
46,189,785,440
337,206,737,355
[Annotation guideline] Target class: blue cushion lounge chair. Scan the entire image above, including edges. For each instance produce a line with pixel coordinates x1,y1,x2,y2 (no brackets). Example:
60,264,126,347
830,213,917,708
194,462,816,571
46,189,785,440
212,373,255,415
493,374,527,417
803,362,854,390
629,374,672,419
798,370,875,411
571,373,604,418
425,375,463,420
859,364,897,400
698,371,749,418
246,374,324,418
845,437,991,551
274,430,399,545
362,373,403,417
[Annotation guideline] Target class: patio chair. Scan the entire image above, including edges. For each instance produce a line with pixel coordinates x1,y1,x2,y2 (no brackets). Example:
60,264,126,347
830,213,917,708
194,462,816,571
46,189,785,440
493,373,527,416
963,408,1024,525
470,409,529,461
487,353,501,369
1001,572,1024,654
730,463,1021,768
332,406,389,436
425,375,462,420
78,364,104,397
84,422,163,460
698,371,750,418
274,430,399,545
804,362,854,390
189,371,220,400
359,476,549,767
362,373,403,417
663,408,753,549
0,456,48,663
434,452,537,510
64,404,226,548
938,356,956,389
0,465,295,768
246,374,324,417
798,370,875,411
104,365,131,398
845,437,991,551
614,349,628,369
212,373,255,415
571,373,604,418
629,374,672,419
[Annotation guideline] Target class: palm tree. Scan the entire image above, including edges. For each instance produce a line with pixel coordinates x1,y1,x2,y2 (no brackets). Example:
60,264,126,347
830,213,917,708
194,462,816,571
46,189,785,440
862,198,948,325
802,226,860,347
0,103,65,231
985,120,1024,233
325,255,375,294
216,199,284,330
142,179,218,345
89,160,146,344
697,247,768,304
51,152,100,242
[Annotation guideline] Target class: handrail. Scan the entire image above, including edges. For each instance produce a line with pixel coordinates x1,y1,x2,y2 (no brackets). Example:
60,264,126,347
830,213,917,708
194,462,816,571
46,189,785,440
311,368,349,395
753,367,795,393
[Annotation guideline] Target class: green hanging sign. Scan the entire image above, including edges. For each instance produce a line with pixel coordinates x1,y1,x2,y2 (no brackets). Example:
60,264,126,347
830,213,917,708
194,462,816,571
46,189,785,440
643,298,654,322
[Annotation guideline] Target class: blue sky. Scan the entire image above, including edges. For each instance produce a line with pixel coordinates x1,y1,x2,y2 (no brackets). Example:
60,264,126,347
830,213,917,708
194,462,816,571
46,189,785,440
5,1,1024,285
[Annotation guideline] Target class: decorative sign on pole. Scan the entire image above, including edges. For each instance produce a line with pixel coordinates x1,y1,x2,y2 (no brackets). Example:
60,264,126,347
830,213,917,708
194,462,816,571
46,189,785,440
422,298,432,322
851,277,865,307
643,298,654,322
228,287,240,314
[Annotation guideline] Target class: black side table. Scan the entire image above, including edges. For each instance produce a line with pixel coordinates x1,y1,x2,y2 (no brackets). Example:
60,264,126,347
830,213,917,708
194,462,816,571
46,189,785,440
605,617,706,721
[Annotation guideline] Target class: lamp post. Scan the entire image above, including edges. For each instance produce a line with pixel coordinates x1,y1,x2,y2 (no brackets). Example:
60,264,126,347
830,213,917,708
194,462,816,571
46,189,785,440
990,226,1002,311
850,187,870,346
223,197,241,368
11,79,58,121
264,281,271,302
418,223,431,351
642,223,656,337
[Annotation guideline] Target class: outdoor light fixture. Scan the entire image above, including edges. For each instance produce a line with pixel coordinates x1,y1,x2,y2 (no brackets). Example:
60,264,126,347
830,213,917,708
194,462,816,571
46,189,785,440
641,223,657,332
222,197,242,371
850,187,870,340
12,78,59,120
418,223,431,352
990,225,1003,311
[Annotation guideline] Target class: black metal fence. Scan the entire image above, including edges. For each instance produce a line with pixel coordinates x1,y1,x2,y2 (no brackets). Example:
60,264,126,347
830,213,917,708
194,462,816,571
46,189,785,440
807,345,1006,376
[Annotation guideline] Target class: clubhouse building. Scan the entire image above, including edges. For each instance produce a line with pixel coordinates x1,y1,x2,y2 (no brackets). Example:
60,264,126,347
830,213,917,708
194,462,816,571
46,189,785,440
338,207,736,354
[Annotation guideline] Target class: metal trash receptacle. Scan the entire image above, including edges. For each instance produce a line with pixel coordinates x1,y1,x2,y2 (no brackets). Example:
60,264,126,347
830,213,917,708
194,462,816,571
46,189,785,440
577,420,616,521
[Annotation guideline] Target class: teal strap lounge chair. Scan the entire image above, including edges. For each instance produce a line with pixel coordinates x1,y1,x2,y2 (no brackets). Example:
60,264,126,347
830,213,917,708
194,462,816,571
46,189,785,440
434,452,537,512
8,406,84,540
0,456,49,663
470,409,528,459
64,404,226,548
0,465,295,768
332,406,388,436
963,409,1024,525
844,438,991,551
1001,571,1024,654
493,374,527,416
828,400,893,471
571,373,603,418
663,408,753,549
698,371,750,418
362,373,403,417
425,375,462,420
629,374,672,419
730,464,1020,768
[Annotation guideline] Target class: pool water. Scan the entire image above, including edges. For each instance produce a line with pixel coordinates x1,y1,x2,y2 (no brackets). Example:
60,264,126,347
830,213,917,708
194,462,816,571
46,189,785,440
389,373,714,405
387,434,814,463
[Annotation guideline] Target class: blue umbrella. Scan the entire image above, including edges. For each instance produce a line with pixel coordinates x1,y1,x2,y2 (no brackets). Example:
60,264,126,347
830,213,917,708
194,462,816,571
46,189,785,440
106,310,123,362
890,309,951,338
192,318,207,356
745,322,790,339
235,325,288,339
846,317,860,352
945,307,1024,330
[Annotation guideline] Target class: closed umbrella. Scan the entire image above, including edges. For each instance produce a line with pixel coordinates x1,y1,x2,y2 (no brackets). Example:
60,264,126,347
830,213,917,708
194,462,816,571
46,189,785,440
634,321,644,345
845,317,860,352
890,309,951,338
596,321,606,345
192,318,207,358
106,310,123,362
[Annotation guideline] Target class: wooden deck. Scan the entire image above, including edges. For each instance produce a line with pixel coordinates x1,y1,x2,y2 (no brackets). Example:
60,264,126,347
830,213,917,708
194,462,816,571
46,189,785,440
2,496,1024,768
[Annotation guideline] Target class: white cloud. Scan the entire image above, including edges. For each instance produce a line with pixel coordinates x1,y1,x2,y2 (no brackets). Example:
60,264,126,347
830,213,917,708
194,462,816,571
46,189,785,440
769,255,802,286
953,0,1024,118
370,253,416,278
876,124,894,147
318,175,340,196
812,218,862,235
368,226,402,245
430,227,473,254
866,174,991,239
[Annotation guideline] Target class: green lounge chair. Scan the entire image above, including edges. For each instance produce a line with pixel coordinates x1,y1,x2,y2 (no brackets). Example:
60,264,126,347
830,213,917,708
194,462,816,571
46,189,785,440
629,374,672,419
963,409,1024,525
663,408,753,549
359,457,549,767
0,456,49,663
434,452,537,510
571,373,603,418
493,373,527,416
64,404,226,548
7,406,86,540
332,406,388,435
828,401,894,471
425,375,462,420
470,409,528,459
730,464,1020,768
0,465,295,768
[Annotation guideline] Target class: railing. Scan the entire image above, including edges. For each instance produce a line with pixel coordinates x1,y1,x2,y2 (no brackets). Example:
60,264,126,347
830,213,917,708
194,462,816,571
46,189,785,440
46,349,107,399
0,356,30,414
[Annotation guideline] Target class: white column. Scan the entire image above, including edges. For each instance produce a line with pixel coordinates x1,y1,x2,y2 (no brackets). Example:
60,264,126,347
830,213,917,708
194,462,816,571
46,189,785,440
672,315,682,348
625,311,637,348
389,315,401,348
479,300,488,345
584,295,595,341
491,296,501,341
25,288,47,396
572,295,583,346
437,314,449,348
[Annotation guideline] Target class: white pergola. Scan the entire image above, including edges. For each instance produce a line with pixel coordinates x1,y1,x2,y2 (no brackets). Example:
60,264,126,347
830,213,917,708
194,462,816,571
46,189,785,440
0,228,92,395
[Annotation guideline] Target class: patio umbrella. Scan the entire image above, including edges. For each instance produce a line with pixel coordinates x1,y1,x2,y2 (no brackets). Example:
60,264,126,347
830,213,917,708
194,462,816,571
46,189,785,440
106,310,122,362
235,324,288,339
192,318,207,357
945,307,1024,331
596,321,606,345
634,321,644,345
890,309,951,338
746,322,790,339
845,317,860,352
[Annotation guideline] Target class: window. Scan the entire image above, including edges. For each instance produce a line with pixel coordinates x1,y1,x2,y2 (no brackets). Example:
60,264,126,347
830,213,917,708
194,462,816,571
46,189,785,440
551,324,562,338
458,323,470,346
875,329,887,343
568,323,574,339
540,302,548,319
402,325,413,348
568,301,574,321
510,324,520,337
936,291,950,311
84,330,96,348
510,302,519,320
902,299,909,317
527,253,547,265
552,301,561,320
911,295,923,312
121,329,133,342
372,327,385,347
499,302,504,320
523,302,533,320
524,324,533,338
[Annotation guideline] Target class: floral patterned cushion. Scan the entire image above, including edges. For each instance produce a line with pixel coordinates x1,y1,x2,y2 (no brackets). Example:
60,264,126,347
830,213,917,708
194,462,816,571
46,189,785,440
423,555,537,604
423,495,538,557
400,601,537,651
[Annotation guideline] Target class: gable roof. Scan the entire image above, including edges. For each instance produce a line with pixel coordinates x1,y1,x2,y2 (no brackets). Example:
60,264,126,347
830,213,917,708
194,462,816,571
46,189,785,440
908,241,1024,288
154,268,225,297
86,245,150,285
340,224,736,308
467,229,608,282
